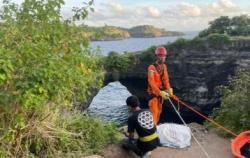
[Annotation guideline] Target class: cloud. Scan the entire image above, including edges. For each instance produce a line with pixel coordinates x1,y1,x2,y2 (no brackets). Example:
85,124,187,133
87,1,128,22
219,0,236,9
89,2,162,22
102,2,126,14
176,0,239,18
146,6,161,18
105,4,162,19
84,0,249,31
108,2,125,13
178,3,201,17
203,0,239,16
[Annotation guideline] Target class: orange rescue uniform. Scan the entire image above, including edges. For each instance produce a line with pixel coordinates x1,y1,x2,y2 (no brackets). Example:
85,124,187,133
147,62,171,125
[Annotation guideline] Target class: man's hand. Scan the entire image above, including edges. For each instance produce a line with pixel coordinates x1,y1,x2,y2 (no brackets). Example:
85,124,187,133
159,91,169,100
123,131,129,137
122,131,135,139
167,88,173,97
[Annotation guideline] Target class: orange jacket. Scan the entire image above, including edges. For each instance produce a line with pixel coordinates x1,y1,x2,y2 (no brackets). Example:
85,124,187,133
147,63,171,96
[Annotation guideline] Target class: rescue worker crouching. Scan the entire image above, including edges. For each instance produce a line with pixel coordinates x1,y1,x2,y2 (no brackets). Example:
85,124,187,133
122,95,159,158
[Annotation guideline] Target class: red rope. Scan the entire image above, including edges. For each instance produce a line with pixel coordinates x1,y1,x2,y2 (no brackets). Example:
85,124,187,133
171,95,238,137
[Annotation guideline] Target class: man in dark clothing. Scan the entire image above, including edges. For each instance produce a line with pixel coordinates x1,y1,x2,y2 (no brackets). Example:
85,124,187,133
122,95,159,158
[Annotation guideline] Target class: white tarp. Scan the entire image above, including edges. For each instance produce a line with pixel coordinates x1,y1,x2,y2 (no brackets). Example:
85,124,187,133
157,123,191,148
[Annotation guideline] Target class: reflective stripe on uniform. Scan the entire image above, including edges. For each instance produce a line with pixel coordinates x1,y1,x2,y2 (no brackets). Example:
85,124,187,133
139,132,158,142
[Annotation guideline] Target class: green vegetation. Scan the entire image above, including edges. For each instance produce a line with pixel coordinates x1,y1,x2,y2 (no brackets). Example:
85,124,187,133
102,51,139,80
136,46,157,62
128,25,184,38
206,33,230,44
56,113,120,156
104,52,136,72
199,15,250,37
82,25,130,41
82,25,184,40
0,0,119,157
206,72,250,137
167,33,230,51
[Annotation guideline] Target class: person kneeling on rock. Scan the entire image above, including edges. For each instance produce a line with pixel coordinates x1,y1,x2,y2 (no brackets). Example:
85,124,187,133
122,95,159,158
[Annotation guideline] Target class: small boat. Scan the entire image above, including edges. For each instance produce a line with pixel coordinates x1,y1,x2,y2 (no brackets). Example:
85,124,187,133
231,131,250,158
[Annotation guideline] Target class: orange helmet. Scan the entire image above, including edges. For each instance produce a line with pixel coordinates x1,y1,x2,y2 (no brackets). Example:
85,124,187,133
155,47,167,57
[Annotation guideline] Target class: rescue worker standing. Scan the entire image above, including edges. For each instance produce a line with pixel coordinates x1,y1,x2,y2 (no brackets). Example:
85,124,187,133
147,46,174,125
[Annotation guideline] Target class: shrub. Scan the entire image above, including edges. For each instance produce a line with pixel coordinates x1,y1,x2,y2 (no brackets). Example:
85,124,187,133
105,51,135,72
56,113,120,156
207,71,250,136
137,46,156,62
167,38,189,52
206,33,230,46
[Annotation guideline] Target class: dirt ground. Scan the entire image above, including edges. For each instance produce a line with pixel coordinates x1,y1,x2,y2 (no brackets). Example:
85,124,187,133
103,124,234,158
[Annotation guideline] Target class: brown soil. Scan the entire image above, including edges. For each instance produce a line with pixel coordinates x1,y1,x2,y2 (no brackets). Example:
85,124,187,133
103,124,234,158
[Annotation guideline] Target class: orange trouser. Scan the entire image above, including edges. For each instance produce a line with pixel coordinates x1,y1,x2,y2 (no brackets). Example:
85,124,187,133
149,97,163,125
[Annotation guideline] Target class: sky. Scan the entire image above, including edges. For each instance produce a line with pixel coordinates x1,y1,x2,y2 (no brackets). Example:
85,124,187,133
2,0,250,31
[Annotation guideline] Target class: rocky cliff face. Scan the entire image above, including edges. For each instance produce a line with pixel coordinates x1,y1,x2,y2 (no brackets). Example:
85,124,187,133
105,39,250,120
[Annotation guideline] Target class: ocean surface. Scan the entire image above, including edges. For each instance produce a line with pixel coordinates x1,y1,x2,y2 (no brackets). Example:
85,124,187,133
90,31,198,55
87,82,131,124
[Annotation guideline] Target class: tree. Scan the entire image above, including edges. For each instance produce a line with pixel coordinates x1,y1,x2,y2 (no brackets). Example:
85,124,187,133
230,15,250,36
199,16,231,37
199,15,250,37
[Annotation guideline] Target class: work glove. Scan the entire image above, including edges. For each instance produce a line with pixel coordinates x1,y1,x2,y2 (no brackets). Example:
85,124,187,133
159,91,169,100
167,88,173,97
